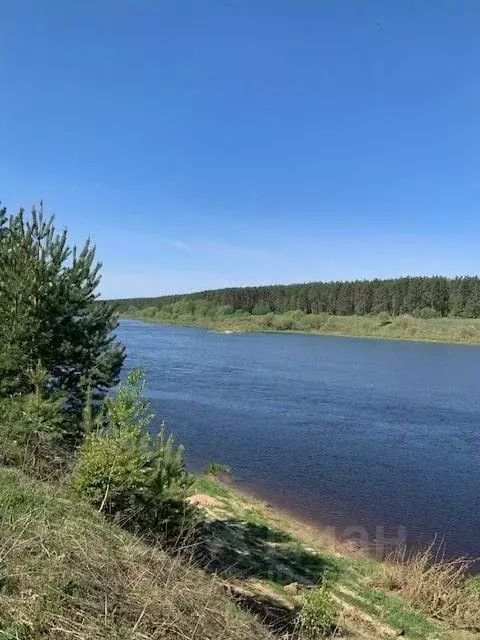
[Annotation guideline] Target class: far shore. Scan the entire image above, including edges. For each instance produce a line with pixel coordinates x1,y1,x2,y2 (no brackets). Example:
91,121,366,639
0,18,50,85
122,313,480,346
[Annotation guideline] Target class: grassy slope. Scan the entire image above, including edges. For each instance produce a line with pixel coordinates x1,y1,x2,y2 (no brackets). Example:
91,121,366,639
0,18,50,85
0,467,476,640
192,476,478,640
128,312,480,345
0,468,274,640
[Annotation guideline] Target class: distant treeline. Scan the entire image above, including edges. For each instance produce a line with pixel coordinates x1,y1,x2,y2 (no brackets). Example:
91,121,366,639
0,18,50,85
110,276,480,318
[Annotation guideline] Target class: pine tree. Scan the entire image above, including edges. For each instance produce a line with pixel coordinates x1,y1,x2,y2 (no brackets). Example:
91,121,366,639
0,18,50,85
0,205,124,432
0,362,69,476
73,369,193,537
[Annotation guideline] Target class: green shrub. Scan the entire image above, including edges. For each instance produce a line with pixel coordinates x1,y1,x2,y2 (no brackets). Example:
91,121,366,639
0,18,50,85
252,303,271,315
158,303,173,317
72,369,195,539
377,311,391,326
292,312,329,331
204,462,232,477
286,309,306,320
194,299,216,317
216,304,235,316
257,312,275,328
305,313,329,330
460,302,477,319
298,583,340,638
419,307,441,319
0,364,70,479
171,298,195,317
142,306,159,318
271,314,294,331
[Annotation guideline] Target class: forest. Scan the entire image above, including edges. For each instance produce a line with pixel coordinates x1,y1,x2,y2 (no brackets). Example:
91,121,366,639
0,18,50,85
111,276,480,319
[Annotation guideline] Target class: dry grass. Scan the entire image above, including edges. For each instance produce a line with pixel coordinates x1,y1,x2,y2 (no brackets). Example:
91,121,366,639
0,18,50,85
371,541,480,632
0,468,275,640
2,468,479,640
132,311,480,345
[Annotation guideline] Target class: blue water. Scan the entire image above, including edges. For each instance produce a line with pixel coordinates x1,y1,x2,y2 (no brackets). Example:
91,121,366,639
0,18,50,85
117,319,480,558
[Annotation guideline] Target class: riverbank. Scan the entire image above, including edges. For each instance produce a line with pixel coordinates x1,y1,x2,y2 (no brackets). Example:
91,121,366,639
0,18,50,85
1,464,478,639
125,311,480,345
192,475,480,639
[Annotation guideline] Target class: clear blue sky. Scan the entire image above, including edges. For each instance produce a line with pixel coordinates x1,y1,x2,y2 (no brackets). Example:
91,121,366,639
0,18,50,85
1,1,478,298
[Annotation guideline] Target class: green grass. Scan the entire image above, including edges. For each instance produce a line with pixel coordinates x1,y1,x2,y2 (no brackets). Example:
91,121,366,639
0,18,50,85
129,310,480,345
195,474,232,498
336,580,440,639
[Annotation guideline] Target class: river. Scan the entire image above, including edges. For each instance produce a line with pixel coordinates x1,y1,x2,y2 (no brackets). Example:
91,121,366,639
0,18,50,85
117,319,480,559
